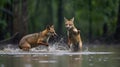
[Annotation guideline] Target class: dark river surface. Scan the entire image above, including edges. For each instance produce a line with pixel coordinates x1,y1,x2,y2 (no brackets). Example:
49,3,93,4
0,44,120,67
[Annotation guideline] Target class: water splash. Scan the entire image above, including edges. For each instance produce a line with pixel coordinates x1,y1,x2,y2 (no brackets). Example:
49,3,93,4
0,38,115,55
0,44,114,56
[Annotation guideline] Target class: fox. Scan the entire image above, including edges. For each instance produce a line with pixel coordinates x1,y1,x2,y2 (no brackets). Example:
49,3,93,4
64,17,82,51
19,25,57,51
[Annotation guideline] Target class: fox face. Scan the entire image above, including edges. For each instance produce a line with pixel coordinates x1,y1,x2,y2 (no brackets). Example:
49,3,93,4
64,17,82,51
64,17,75,30
46,25,57,36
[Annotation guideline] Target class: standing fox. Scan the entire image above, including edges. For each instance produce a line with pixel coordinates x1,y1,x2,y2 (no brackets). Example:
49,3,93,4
64,17,82,51
19,25,57,51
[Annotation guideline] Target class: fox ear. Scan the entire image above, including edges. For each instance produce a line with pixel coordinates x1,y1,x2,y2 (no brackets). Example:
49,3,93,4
70,17,74,22
50,25,54,28
64,17,68,22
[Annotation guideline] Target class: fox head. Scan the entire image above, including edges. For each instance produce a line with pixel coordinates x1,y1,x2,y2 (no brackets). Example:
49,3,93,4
64,17,75,30
46,25,57,36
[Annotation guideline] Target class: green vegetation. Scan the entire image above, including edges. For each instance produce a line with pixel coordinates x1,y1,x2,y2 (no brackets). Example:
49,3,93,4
0,0,120,43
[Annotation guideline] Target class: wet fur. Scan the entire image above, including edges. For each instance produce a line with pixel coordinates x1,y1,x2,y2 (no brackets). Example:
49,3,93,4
19,25,56,51
65,17,82,51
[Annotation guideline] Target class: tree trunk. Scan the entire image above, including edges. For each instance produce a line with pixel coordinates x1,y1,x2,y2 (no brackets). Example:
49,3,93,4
57,0,63,35
13,0,28,40
0,3,13,40
48,0,53,24
3,3,13,36
114,1,120,42
88,0,92,43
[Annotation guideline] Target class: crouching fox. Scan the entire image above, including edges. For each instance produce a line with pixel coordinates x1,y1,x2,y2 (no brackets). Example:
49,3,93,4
19,25,57,51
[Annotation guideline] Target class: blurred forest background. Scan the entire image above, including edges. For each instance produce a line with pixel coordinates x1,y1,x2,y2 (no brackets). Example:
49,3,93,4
0,0,120,44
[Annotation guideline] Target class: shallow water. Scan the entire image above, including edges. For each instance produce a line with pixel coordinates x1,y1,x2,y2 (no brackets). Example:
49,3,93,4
0,44,120,67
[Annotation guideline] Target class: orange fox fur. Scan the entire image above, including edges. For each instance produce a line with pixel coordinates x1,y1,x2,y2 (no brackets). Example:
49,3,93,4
64,17,82,51
19,25,57,51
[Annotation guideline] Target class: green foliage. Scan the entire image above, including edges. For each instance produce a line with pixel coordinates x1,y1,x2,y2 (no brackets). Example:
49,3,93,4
0,0,11,7
0,0,119,41
73,0,119,40
0,0,12,39
0,20,7,31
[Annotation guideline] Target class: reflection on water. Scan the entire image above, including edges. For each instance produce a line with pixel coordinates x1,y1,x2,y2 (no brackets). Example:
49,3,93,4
0,45,120,67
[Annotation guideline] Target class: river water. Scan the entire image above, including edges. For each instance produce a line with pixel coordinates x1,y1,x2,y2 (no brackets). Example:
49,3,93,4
0,44,119,67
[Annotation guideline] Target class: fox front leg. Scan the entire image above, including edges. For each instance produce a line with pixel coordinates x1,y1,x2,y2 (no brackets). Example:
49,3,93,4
68,38,71,48
73,29,80,35
41,42,49,46
37,41,49,46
